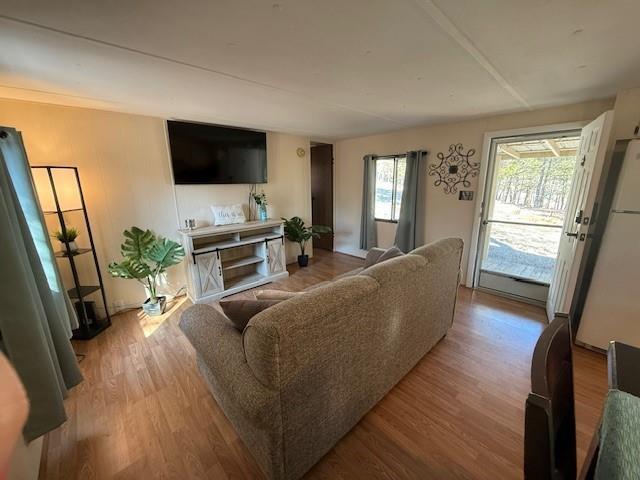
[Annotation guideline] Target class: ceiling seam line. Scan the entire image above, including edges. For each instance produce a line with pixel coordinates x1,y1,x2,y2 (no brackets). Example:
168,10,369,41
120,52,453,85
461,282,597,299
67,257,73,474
0,83,323,135
0,82,119,103
411,0,531,110
0,14,406,126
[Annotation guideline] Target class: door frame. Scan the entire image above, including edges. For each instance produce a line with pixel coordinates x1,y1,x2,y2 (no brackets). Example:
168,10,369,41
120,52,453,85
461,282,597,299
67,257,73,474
466,121,588,289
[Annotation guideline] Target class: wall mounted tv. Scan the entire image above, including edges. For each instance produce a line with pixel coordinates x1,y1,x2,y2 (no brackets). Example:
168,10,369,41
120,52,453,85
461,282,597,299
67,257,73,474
167,120,267,185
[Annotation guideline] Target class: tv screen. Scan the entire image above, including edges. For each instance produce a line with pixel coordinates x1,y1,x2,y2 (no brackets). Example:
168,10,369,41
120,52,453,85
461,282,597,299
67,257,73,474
167,121,267,184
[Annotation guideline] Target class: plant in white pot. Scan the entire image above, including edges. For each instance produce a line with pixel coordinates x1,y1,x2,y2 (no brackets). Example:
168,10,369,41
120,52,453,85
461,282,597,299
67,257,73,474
53,226,79,254
282,216,332,267
108,227,185,316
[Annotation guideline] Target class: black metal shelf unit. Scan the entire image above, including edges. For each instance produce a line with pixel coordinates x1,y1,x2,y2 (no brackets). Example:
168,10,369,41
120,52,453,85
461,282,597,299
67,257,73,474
32,166,111,340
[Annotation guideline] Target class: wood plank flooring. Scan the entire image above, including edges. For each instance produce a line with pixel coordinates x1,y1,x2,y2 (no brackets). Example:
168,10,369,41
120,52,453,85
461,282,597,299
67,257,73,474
39,250,608,479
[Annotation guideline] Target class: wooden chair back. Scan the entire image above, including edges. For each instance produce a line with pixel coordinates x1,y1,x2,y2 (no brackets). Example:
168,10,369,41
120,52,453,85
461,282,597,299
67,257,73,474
524,315,576,480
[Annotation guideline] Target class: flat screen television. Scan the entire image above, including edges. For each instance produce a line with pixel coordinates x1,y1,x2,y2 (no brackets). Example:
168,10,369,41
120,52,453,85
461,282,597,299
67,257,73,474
167,121,267,184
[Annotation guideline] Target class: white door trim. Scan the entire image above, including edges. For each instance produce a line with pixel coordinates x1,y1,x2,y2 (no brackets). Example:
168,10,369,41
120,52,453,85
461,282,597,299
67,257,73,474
465,121,588,288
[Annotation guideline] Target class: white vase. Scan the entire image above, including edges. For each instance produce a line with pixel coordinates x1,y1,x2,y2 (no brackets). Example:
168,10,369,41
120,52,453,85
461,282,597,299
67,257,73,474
60,241,78,253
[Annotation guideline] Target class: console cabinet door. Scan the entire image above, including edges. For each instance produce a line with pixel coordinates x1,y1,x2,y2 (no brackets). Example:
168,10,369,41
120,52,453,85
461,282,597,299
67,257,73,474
267,238,286,274
195,251,224,297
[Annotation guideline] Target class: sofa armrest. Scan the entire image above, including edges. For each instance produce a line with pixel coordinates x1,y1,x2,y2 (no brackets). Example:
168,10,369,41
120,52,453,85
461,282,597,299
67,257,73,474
364,247,386,268
179,304,279,426
179,304,237,350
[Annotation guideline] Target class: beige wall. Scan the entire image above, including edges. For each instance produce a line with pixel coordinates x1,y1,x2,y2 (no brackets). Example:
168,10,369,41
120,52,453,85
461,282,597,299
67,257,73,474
334,98,614,281
608,87,640,147
0,98,311,310
1,93,626,309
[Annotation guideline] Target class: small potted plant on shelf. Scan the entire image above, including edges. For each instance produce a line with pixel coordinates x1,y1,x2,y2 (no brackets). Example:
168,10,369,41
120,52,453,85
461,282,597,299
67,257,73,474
108,226,185,316
282,216,332,267
252,191,268,221
53,227,79,253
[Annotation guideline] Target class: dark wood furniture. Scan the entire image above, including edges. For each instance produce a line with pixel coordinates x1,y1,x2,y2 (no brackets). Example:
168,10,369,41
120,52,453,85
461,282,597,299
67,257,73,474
524,314,576,479
607,341,640,396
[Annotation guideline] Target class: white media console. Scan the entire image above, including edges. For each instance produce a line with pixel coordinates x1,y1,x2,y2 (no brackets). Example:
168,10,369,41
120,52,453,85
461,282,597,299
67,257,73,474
179,219,289,303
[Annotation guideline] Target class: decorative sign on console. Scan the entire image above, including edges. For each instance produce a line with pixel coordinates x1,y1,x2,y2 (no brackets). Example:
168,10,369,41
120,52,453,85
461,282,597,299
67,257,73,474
210,203,247,225
179,219,288,303
428,143,479,194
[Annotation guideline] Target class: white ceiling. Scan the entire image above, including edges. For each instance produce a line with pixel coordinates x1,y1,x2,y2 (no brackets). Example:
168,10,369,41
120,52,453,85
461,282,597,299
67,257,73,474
1,0,639,139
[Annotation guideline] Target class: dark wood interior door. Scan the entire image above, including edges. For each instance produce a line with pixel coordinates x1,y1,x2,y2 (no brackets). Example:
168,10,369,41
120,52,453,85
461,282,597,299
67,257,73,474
311,144,334,251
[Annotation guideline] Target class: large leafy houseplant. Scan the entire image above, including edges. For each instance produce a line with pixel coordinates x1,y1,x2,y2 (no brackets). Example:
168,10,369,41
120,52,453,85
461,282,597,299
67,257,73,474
281,216,332,267
108,227,185,315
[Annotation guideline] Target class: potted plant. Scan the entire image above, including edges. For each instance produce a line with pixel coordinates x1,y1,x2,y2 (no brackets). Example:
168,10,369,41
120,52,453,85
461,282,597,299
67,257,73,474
253,191,268,221
282,216,332,267
108,226,185,316
53,227,79,253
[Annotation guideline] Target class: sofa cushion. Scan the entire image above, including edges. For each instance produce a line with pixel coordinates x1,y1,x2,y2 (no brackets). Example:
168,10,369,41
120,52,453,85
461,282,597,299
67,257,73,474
363,247,386,268
303,280,333,291
243,275,380,390
333,267,364,281
375,246,404,264
220,299,281,331
254,289,302,301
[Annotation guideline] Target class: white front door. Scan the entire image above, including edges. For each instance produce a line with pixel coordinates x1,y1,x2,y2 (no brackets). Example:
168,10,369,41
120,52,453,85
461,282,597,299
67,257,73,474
546,111,613,321
474,131,582,304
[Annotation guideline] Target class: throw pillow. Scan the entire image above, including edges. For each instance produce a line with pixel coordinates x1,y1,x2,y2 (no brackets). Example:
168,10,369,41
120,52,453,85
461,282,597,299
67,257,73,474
254,289,302,301
363,247,385,268
220,299,281,331
375,246,404,264
211,204,246,226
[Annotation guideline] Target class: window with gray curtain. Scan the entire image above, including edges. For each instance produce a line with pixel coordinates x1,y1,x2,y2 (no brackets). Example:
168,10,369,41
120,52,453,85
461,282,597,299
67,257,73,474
373,155,407,222
394,150,427,252
0,127,82,441
359,154,378,250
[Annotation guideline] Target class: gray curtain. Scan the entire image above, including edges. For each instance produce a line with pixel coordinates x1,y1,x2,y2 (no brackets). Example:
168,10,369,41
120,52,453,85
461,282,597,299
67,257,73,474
394,150,427,253
359,154,378,250
0,127,82,441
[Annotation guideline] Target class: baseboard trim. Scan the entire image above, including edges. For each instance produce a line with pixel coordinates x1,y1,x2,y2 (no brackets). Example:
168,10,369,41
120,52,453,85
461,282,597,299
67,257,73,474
333,247,366,259
475,286,546,308
333,251,366,261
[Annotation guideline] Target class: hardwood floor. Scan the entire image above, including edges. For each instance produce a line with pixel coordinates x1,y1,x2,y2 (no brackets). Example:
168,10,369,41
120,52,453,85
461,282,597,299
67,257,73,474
39,250,608,479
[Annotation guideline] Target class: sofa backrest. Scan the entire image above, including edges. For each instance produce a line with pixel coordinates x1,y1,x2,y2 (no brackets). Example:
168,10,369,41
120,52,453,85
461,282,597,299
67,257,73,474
242,273,379,389
242,237,463,479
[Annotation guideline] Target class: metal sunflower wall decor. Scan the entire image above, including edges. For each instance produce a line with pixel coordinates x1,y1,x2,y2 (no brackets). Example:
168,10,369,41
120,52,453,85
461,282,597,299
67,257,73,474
428,143,479,194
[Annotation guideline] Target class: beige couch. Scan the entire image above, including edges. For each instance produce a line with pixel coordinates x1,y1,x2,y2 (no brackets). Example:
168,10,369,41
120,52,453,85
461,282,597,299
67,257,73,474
179,237,463,480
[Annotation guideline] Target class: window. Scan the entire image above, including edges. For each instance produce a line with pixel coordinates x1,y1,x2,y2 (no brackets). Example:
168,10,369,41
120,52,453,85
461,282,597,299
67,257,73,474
374,155,406,222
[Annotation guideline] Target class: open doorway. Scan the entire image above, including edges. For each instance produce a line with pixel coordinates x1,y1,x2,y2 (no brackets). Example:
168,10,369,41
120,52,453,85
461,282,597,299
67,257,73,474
474,131,581,304
310,143,334,250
